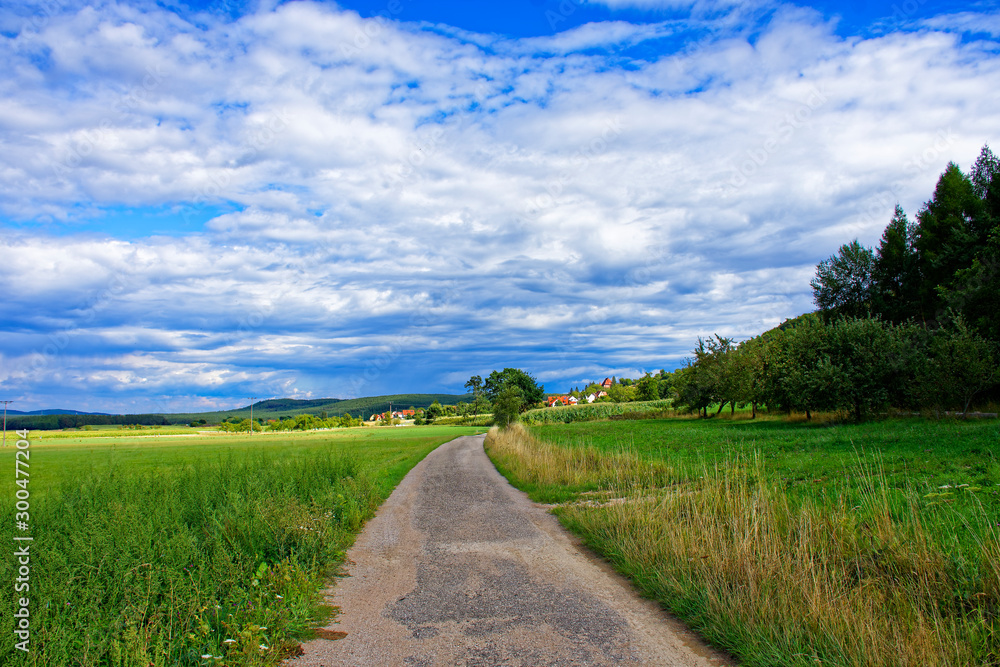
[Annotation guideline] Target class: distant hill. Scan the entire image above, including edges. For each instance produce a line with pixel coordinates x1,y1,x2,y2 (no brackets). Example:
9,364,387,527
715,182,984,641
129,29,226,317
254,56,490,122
0,394,476,429
163,393,474,424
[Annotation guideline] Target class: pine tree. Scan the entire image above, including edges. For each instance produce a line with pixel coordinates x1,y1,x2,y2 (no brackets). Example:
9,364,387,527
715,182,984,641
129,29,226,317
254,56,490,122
872,205,919,322
914,162,983,320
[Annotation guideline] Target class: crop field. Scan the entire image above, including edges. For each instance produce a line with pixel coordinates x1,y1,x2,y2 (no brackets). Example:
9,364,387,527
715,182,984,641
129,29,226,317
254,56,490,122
486,415,1000,667
0,425,482,666
521,399,672,424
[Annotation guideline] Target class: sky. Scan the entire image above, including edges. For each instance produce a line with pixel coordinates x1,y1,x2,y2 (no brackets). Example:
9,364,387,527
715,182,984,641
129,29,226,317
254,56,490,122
0,0,998,413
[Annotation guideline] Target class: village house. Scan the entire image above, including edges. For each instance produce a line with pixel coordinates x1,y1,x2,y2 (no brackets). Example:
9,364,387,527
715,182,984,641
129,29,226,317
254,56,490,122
546,395,579,407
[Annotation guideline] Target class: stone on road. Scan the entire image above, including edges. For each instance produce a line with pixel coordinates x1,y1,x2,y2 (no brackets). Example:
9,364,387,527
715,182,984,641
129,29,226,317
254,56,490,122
287,435,734,667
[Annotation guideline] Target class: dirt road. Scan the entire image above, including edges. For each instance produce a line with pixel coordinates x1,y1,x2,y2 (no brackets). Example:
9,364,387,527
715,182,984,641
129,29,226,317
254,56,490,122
287,435,734,667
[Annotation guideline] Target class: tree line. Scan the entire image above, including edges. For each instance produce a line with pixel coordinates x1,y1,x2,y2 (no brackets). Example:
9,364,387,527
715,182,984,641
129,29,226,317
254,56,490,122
5,413,171,431
675,144,1000,420
216,413,365,432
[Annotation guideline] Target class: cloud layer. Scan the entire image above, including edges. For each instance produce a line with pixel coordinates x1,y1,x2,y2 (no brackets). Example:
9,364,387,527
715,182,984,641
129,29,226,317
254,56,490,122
1,1,998,411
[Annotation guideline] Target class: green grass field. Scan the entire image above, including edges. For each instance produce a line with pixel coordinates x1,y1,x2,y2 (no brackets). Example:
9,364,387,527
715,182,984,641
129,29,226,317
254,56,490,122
525,415,1000,507
487,415,1000,667
0,426,481,666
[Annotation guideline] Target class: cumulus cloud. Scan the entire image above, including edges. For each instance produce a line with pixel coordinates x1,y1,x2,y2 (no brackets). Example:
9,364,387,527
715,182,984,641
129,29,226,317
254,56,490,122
0,1,998,411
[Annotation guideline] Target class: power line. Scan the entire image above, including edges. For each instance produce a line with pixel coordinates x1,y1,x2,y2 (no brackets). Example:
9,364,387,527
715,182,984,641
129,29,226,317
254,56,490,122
1,401,11,447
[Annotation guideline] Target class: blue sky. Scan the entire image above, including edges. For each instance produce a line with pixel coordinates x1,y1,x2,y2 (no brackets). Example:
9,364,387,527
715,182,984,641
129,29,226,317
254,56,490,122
0,0,998,413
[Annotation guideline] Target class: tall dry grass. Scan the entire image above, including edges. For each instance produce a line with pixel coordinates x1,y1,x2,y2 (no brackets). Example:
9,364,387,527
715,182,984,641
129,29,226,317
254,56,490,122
485,425,1000,666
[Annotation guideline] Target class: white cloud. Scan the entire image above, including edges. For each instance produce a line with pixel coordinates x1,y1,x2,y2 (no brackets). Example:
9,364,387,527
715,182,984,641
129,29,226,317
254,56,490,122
0,1,998,411
921,12,1000,38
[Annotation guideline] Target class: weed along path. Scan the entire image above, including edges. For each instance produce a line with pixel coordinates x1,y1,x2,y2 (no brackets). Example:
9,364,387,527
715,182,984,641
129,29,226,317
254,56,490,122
287,435,733,667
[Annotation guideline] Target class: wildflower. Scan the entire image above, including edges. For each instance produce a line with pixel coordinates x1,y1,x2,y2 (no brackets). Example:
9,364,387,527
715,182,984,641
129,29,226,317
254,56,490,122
259,644,269,650
223,639,236,644
276,595,284,599
939,484,952,489
201,654,212,659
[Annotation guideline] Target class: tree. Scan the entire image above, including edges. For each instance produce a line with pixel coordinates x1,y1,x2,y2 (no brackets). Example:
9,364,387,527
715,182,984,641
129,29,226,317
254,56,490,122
425,401,444,423
941,232,1000,341
464,375,484,414
730,338,765,418
939,145,1000,340
970,144,1000,204
810,240,875,317
872,205,920,322
673,336,732,416
483,368,545,407
778,314,837,419
917,314,998,417
823,317,899,422
635,373,660,401
608,383,638,403
491,385,524,428
914,162,984,319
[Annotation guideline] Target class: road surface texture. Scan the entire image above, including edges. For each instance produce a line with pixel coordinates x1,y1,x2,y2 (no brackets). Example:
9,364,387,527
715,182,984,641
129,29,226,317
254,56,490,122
287,435,735,667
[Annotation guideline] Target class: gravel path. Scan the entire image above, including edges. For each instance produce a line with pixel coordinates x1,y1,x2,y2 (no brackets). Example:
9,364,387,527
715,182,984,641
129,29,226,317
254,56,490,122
286,435,734,667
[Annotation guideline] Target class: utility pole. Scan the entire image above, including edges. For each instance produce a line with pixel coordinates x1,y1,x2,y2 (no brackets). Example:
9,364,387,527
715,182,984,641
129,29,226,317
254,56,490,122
248,397,257,435
1,401,11,447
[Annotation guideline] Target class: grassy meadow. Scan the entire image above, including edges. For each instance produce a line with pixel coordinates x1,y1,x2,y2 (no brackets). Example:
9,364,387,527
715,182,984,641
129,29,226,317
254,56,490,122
0,425,482,666
486,415,1000,667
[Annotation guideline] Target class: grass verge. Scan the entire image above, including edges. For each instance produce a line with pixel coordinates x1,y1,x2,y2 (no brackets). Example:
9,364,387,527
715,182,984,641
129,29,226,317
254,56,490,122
0,427,478,666
485,421,1000,666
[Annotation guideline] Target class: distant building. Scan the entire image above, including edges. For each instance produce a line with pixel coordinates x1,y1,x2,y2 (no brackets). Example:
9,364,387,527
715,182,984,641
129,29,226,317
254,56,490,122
601,378,613,389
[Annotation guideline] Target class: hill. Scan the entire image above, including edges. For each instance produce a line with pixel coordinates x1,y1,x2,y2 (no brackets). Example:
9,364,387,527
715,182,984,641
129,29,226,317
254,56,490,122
163,393,474,424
